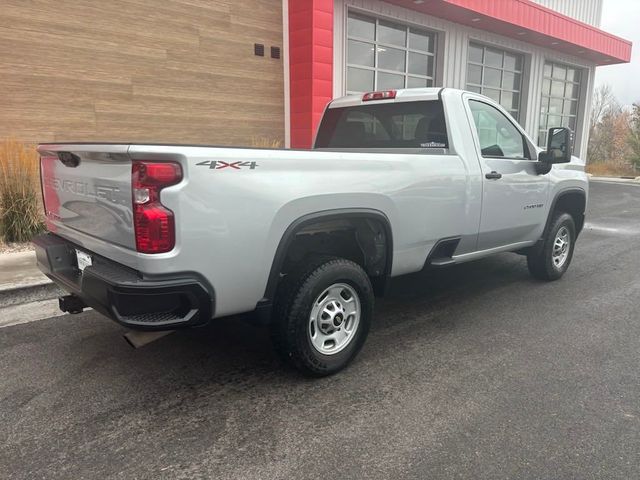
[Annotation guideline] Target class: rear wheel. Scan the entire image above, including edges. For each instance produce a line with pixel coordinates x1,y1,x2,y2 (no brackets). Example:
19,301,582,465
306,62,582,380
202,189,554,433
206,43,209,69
271,256,373,376
527,212,576,281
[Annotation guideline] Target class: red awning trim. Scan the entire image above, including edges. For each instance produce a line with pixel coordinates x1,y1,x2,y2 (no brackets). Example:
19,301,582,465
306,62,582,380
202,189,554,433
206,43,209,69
385,0,632,65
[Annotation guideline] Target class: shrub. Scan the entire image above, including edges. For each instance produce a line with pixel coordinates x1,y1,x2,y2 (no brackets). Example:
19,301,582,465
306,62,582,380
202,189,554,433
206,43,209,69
0,139,45,242
586,162,637,177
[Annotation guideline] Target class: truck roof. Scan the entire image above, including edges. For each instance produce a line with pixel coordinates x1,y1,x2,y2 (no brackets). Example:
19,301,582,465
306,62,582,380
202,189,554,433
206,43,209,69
326,87,504,110
328,87,446,109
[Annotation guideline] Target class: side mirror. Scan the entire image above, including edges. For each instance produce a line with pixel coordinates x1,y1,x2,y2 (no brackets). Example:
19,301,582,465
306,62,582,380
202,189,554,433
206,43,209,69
539,127,573,164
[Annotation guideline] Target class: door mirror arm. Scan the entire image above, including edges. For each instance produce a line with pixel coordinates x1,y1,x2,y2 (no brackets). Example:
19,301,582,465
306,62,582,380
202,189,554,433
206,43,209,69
535,161,553,175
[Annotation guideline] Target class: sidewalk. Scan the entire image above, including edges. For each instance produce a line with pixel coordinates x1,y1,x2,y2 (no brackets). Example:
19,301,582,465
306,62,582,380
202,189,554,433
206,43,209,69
0,250,64,325
0,250,63,311
0,250,49,291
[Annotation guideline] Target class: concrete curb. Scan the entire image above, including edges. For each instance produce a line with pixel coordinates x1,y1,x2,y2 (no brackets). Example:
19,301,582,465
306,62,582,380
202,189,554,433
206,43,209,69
589,176,640,184
0,250,61,307
0,281,63,308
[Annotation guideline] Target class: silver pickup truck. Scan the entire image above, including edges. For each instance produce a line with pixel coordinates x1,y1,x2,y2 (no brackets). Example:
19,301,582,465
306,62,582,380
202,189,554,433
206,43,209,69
34,87,588,375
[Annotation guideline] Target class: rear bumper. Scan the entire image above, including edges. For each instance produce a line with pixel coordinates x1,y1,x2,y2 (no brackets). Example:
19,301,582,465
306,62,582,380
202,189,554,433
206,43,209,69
33,233,214,330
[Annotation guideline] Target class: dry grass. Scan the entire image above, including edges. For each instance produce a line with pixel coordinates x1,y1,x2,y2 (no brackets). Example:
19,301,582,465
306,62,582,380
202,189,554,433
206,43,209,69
586,162,638,178
250,136,284,149
0,138,44,242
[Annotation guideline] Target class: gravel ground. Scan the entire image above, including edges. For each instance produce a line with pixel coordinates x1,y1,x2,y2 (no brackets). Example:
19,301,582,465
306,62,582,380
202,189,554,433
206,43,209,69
0,240,33,254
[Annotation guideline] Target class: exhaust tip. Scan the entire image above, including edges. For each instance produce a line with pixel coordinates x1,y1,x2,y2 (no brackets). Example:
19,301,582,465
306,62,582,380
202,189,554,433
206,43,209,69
123,330,174,349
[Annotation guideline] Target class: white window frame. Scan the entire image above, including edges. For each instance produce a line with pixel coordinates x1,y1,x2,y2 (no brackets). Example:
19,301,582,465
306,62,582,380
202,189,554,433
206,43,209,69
345,10,438,94
465,42,525,123
538,60,584,147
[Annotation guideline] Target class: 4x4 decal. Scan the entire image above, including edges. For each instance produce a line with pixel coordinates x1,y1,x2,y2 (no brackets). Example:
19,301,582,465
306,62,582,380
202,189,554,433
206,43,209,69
196,160,259,170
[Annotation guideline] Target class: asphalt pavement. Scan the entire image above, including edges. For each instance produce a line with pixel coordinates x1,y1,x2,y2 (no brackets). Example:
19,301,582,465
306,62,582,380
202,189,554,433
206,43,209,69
1,181,639,479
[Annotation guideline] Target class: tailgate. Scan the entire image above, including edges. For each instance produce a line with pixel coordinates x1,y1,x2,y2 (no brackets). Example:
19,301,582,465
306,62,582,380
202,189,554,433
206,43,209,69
37,144,135,249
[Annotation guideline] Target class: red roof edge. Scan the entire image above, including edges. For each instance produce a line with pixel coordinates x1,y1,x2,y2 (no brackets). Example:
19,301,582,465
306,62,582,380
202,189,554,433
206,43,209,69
386,0,632,65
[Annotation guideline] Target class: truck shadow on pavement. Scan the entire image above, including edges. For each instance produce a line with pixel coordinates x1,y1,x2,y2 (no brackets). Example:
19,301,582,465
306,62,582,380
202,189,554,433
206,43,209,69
119,252,536,383
1,252,540,407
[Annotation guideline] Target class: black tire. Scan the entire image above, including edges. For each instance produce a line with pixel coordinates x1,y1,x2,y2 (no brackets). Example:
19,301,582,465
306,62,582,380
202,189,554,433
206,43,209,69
527,212,576,281
271,255,374,376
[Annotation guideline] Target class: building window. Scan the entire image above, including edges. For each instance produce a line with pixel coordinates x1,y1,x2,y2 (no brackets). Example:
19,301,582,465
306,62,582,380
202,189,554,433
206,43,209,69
466,43,524,122
346,11,436,94
538,61,582,147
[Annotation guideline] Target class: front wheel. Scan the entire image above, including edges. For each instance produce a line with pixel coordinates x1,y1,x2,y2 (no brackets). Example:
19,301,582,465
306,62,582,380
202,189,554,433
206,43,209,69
527,212,576,281
271,256,374,376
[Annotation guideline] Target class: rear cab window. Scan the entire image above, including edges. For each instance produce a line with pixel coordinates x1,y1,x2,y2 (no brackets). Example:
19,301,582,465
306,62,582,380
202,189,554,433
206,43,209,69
315,100,449,150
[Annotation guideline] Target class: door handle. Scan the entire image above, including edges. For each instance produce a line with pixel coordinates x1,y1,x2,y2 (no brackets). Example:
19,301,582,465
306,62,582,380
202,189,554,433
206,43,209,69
485,171,502,180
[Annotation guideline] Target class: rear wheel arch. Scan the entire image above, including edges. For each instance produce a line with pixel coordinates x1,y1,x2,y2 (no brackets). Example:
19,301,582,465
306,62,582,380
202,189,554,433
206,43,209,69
261,209,393,306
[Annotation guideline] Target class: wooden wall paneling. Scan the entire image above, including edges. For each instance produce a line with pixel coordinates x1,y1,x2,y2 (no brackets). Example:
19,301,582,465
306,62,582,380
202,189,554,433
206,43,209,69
0,0,284,145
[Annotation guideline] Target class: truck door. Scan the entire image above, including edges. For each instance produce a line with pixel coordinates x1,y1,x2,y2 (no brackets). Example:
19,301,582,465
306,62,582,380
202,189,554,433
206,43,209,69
465,98,550,251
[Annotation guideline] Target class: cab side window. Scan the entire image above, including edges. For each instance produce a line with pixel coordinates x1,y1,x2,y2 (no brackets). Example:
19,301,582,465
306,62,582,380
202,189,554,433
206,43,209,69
468,100,528,159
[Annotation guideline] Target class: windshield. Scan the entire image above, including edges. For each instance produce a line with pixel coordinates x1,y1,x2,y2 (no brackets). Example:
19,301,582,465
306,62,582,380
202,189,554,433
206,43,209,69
315,100,448,149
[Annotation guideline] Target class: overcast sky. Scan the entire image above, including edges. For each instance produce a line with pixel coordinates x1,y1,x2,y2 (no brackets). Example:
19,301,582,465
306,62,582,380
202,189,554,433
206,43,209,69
595,0,640,106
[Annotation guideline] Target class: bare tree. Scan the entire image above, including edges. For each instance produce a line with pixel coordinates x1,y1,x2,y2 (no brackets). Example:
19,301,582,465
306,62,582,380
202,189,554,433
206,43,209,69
590,84,618,132
588,84,631,166
629,103,640,170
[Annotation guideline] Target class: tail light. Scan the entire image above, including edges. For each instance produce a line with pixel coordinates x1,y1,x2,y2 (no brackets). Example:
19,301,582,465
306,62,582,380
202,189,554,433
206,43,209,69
132,161,182,254
362,90,397,101
40,155,60,221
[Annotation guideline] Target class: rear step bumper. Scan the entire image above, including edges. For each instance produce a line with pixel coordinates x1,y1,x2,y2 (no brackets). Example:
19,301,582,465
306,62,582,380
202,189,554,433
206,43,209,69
32,233,214,330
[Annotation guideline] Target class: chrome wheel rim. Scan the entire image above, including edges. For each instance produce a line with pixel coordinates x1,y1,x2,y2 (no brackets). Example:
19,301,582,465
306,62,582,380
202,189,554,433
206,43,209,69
552,226,571,269
309,283,361,355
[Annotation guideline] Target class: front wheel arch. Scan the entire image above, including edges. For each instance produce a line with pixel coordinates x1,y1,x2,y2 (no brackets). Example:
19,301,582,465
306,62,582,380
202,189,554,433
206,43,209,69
543,188,586,238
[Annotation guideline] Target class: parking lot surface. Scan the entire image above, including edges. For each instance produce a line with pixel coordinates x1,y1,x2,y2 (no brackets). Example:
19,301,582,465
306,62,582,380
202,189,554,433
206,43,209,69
1,181,639,479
